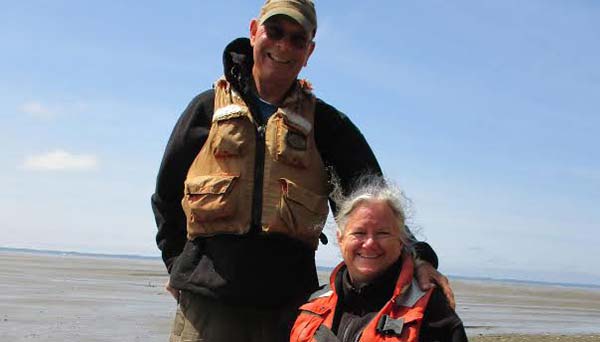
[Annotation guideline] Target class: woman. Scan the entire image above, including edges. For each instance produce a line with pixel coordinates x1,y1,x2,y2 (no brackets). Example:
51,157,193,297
290,179,468,342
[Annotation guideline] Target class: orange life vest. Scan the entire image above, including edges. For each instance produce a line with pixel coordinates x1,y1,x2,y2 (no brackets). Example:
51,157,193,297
290,254,433,342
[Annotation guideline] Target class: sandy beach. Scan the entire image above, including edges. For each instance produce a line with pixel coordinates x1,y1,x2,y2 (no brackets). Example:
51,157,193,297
1,250,599,341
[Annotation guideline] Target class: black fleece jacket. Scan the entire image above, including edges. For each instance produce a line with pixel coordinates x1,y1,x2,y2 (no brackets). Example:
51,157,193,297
150,38,437,307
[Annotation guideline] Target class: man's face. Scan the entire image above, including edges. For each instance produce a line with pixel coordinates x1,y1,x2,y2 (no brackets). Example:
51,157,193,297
250,15,315,91
337,201,404,285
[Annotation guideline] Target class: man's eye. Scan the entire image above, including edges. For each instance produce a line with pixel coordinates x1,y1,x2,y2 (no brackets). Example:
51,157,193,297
290,34,308,48
266,25,284,40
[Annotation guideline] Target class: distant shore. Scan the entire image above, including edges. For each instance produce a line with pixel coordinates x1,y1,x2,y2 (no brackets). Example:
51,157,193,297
1,250,600,341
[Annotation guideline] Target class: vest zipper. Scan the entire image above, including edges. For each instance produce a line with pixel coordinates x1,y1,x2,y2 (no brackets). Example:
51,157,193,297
251,123,266,233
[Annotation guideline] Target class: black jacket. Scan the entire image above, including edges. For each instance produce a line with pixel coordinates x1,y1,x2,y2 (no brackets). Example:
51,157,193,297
151,38,434,307
329,261,468,342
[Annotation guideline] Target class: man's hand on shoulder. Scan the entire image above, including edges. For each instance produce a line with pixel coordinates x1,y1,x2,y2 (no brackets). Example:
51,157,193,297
415,260,456,310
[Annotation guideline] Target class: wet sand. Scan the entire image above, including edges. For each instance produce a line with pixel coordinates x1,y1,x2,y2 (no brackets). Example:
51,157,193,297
0,251,173,341
1,250,599,341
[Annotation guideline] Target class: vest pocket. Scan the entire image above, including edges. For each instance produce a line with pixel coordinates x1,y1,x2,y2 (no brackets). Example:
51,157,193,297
278,179,328,246
275,119,310,168
182,175,239,227
211,118,246,158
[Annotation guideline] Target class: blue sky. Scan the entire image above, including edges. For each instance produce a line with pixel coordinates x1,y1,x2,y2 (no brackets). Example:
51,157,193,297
1,1,599,285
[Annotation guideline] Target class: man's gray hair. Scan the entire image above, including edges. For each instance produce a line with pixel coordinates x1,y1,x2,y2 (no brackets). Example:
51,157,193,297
333,175,414,251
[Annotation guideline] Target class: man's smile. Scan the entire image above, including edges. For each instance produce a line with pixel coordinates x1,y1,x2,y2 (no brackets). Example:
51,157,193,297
267,52,291,64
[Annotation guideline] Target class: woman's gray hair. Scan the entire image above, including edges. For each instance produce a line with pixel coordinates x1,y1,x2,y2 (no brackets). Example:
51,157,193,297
333,175,414,253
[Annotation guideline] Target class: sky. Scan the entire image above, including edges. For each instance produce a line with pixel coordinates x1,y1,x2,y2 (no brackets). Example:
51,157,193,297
1,1,599,285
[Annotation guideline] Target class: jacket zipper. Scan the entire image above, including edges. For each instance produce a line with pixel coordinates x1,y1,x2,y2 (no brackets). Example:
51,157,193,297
251,123,266,233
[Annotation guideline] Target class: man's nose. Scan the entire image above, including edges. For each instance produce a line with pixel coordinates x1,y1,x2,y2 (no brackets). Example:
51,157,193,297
274,35,293,50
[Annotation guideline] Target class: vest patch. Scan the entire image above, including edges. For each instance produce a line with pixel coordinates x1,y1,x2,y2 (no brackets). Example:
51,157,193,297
282,108,312,134
286,131,308,151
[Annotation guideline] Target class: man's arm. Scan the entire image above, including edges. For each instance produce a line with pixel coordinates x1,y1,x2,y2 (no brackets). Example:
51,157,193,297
419,287,467,342
151,89,214,272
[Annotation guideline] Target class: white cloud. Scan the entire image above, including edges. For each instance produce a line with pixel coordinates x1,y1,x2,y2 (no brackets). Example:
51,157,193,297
19,101,55,119
18,101,88,119
23,150,98,171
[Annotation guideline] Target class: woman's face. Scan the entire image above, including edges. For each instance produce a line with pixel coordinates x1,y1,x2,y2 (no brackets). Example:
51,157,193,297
337,201,404,285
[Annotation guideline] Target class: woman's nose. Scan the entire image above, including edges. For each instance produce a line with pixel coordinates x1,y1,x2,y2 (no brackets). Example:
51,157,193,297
361,235,377,247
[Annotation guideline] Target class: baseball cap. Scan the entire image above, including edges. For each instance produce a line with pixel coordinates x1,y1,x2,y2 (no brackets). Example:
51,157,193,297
258,0,317,36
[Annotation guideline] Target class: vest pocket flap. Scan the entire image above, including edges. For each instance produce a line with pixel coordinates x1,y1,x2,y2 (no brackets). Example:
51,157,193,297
185,175,238,195
182,175,239,225
299,302,331,316
212,104,248,122
281,178,328,215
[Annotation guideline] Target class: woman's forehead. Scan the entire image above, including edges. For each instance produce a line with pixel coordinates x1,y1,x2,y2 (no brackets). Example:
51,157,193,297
346,202,398,228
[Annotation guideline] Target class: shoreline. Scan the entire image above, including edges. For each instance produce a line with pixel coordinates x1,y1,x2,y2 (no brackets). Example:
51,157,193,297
4,246,600,291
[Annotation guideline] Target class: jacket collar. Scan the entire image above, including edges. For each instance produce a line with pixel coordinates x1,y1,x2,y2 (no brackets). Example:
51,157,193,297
222,38,254,97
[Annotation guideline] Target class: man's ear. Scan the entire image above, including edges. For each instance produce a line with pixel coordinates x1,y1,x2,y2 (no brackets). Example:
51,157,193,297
249,19,259,46
304,41,316,67
336,229,343,244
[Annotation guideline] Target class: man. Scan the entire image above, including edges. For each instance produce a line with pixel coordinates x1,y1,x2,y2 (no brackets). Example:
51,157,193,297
151,1,451,341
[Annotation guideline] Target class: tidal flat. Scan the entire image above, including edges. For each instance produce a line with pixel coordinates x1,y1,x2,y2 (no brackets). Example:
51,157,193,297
1,250,599,341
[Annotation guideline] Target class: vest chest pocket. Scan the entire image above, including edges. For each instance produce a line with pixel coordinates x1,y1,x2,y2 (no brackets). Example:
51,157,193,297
275,119,311,168
181,175,239,227
278,179,328,246
211,118,248,158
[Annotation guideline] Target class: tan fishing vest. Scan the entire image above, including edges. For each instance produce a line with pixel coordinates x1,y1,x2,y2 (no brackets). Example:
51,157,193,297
181,77,329,249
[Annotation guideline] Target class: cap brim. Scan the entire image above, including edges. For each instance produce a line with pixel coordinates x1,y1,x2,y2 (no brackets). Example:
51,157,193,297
260,8,314,34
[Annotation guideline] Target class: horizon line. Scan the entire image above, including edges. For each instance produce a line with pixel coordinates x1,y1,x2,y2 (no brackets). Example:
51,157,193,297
2,246,599,290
